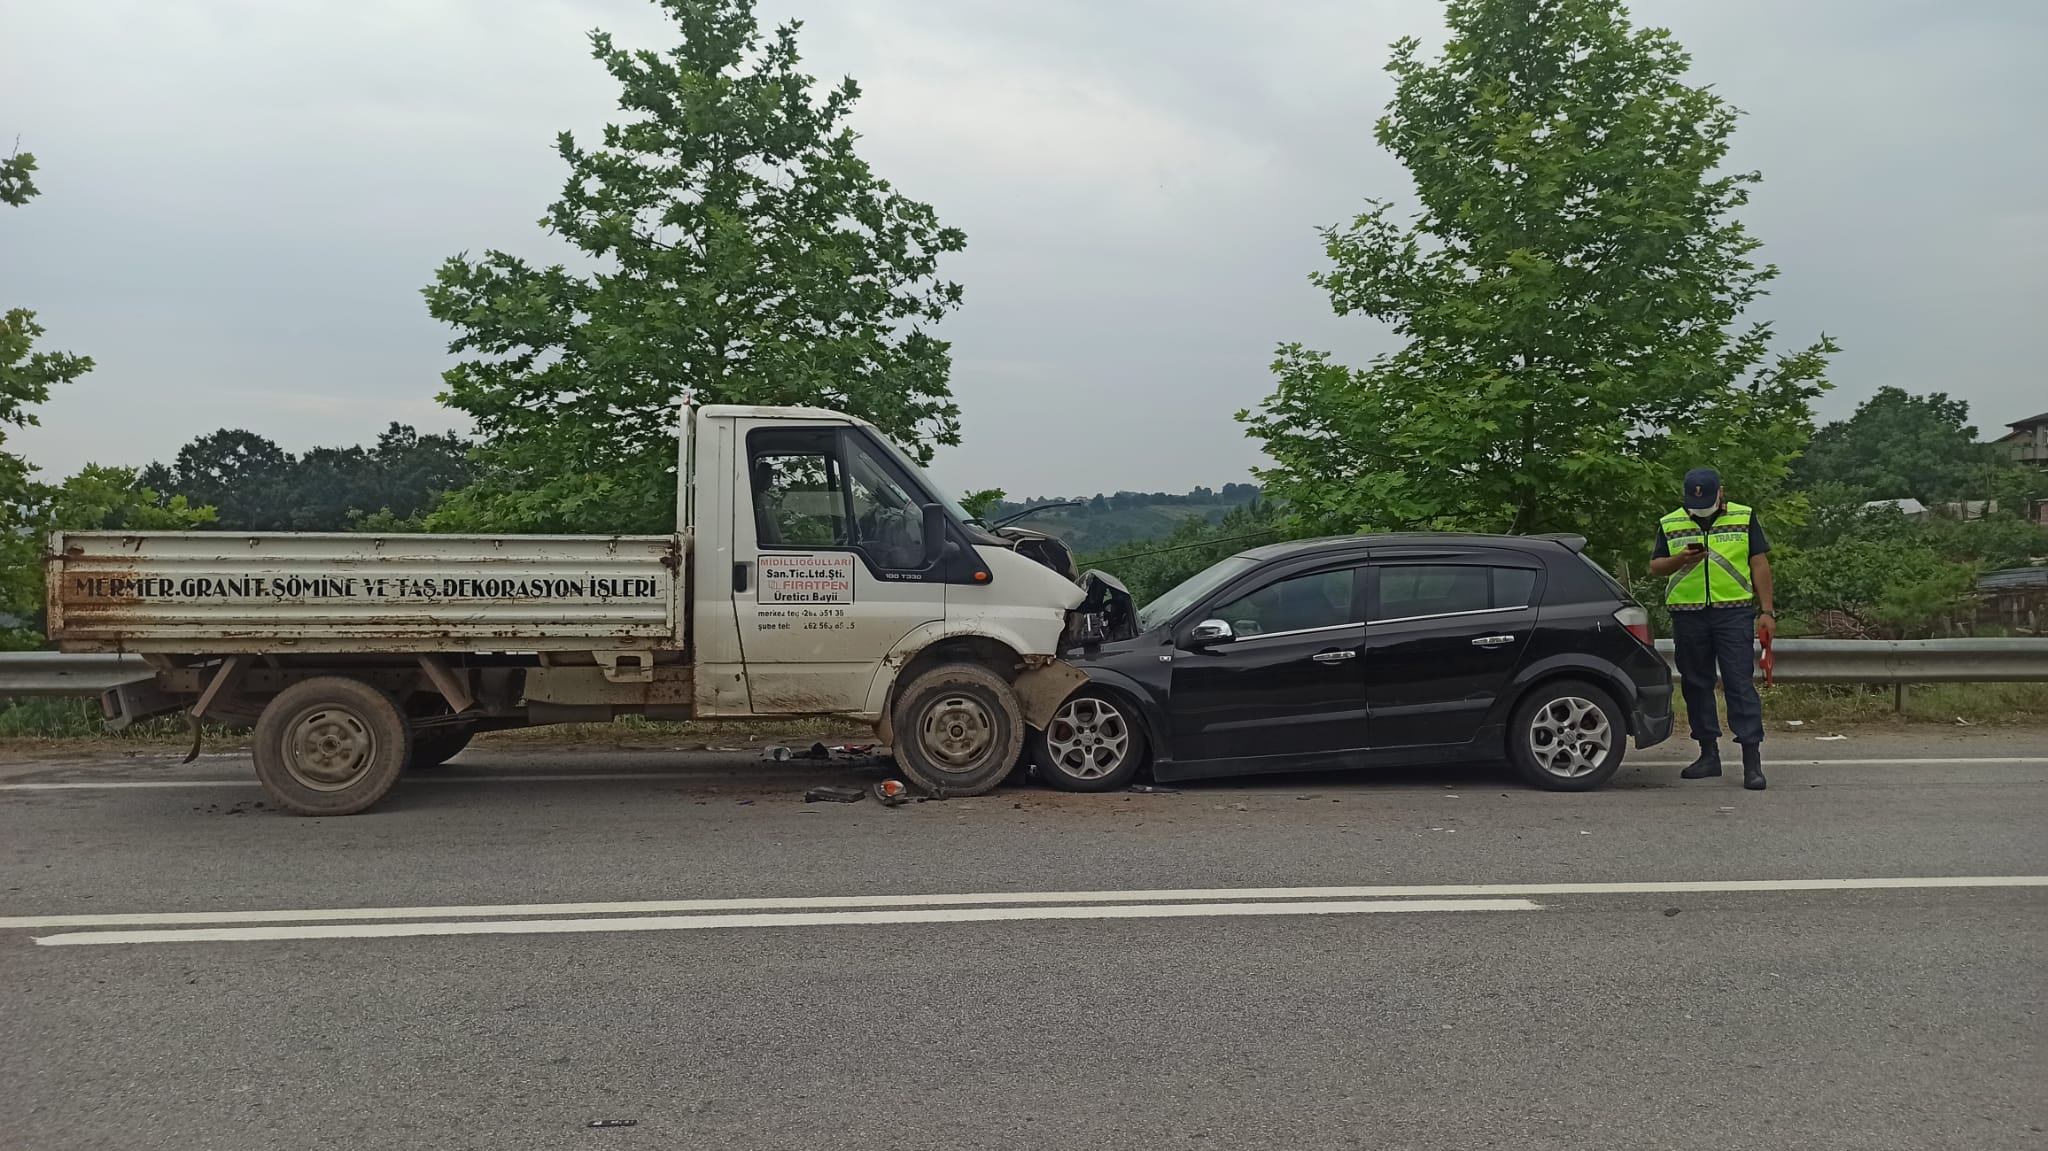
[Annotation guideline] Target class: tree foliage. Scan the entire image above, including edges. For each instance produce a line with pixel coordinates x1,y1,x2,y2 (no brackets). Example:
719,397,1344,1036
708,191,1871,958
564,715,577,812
1792,386,2022,503
1,147,116,646
1242,0,1834,564
141,424,473,531
425,0,966,533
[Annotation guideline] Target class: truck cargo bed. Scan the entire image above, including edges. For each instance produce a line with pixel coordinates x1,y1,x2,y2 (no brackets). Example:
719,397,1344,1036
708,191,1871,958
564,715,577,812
46,532,683,654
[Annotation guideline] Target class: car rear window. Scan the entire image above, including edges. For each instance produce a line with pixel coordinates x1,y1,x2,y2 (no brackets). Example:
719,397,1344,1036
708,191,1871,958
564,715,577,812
1573,553,1633,600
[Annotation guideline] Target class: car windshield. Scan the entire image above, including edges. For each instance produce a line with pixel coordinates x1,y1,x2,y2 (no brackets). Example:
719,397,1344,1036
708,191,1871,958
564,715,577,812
866,428,975,524
1137,555,1261,632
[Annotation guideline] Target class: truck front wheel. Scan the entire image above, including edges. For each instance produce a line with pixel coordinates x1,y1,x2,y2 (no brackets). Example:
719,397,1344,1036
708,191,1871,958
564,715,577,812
891,663,1025,797
252,677,412,816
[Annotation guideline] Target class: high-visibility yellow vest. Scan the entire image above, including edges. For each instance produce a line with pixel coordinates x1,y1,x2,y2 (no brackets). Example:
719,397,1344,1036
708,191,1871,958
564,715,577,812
1660,503,1755,609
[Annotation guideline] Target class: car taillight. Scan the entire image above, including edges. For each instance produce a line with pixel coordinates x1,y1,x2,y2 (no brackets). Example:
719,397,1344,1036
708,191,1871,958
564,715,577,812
1613,605,1653,646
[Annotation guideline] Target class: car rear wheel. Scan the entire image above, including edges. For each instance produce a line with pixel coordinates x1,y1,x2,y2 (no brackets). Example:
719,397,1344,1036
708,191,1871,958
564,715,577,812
1032,690,1146,792
1508,679,1625,791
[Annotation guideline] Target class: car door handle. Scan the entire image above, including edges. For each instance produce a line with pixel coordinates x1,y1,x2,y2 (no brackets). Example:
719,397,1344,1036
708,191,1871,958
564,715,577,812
1471,635,1516,647
1311,650,1356,664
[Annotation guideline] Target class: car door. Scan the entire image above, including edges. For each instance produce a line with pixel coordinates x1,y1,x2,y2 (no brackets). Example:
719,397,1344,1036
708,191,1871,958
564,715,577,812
731,423,949,713
1169,562,1369,768
1362,556,1542,750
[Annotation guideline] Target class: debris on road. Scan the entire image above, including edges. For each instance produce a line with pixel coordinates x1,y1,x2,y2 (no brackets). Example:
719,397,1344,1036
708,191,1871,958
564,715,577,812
872,779,909,807
1785,720,1805,728
801,742,832,760
1663,908,1681,917
1815,734,1849,741
588,1119,638,1129
803,785,866,804
1954,717,1976,727
765,746,793,761
1127,783,1179,794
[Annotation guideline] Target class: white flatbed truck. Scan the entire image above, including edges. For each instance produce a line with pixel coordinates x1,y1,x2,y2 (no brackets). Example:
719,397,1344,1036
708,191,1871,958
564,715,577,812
46,404,1124,814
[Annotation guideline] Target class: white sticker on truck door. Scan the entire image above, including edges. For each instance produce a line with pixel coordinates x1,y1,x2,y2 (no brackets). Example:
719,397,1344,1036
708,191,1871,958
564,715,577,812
759,555,856,605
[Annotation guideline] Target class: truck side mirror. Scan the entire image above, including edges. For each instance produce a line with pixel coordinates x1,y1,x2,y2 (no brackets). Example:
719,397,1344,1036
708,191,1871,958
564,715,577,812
921,503,947,568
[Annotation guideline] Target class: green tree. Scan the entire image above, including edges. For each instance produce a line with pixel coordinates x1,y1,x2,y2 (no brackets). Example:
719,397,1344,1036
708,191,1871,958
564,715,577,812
1,465,214,648
1791,386,2018,504
424,0,966,534
1,146,103,646
141,423,473,531
1241,0,1834,564
958,488,1006,520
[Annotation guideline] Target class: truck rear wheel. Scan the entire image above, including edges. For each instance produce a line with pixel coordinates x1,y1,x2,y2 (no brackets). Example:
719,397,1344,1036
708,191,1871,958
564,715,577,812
407,726,475,770
251,677,412,816
891,663,1025,797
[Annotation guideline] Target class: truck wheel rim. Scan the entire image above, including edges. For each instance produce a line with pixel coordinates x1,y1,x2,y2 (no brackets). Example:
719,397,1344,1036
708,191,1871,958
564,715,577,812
1527,696,1611,778
283,706,380,792
1045,697,1131,779
919,694,996,772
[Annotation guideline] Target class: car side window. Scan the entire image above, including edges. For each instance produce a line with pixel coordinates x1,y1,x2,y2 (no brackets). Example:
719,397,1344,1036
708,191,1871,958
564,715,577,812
746,430,927,569
1372,564,1537,621
1209,568,1357,637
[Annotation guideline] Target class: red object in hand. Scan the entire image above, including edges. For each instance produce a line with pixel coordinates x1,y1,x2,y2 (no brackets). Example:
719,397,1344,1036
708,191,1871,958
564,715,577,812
1758,634,1775,687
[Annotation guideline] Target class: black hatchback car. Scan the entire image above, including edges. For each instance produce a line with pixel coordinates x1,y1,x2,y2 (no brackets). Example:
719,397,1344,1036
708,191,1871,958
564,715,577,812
1032,533,1674,792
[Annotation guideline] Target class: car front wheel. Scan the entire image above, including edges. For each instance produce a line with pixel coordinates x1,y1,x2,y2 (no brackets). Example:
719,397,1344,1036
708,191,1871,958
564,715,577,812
1032,690,1147,792
1508,679,1625,791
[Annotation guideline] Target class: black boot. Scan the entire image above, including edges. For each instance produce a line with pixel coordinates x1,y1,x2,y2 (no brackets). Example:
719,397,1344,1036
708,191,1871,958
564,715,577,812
1742,745,1766,790
1680,742,1722,779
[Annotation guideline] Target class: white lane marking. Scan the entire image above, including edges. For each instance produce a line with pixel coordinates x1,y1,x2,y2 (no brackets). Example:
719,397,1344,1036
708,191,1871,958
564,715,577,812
33,898,1542,946
4,876,2040,930
2,755,2044,793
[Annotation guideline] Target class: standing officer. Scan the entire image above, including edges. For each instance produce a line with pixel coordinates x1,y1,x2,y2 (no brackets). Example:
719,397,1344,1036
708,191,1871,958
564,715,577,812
1648,467,1776,790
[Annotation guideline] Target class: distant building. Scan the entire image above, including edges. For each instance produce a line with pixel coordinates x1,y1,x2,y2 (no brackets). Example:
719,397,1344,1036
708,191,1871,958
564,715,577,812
1862,497,1928,517
1998,410,2048,469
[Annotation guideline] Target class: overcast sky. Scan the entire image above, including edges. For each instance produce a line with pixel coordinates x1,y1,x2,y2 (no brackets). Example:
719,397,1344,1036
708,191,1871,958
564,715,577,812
5,0,2043,500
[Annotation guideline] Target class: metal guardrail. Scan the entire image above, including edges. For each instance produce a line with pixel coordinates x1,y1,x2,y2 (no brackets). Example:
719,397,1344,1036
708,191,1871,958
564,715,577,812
1652,638,2048,683
0,641,2043,698
0,652,149,696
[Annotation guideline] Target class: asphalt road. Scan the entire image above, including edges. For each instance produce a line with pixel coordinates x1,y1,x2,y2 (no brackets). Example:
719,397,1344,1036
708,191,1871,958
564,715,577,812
2,730,2044,1150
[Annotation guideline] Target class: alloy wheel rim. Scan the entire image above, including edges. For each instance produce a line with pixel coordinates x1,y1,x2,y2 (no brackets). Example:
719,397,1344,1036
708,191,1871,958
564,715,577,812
1527,696,1612,778
1044,697,1132,779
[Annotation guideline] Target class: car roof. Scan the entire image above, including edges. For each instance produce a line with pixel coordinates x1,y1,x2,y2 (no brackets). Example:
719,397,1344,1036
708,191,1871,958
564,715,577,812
1234,532,1581,563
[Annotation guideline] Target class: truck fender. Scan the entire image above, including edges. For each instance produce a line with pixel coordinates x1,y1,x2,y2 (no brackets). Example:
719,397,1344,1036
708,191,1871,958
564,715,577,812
862,618,1069,724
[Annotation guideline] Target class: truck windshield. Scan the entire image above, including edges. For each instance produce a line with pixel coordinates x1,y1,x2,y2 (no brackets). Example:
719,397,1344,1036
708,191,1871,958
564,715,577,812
1137,555,1261,632
867,430,976,524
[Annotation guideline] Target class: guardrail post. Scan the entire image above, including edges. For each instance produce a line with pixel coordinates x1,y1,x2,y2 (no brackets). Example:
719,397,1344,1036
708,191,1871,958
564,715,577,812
1894,683,1906,713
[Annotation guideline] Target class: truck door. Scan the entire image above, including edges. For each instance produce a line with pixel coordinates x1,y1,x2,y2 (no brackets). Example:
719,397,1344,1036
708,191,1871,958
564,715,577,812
730,424,949,713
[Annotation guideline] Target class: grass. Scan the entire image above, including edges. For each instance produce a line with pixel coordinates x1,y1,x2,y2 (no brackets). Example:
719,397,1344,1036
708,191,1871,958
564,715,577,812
1676,682,2048,730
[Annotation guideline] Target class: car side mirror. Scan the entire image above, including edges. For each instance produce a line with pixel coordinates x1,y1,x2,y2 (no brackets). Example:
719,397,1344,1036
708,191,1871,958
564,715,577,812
1189,619,1234,647
920,503,947,567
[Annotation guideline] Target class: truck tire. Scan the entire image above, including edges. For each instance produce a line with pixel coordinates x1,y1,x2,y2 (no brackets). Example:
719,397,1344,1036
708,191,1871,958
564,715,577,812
251,677,412,816
891,663,1025,797
407,726,475,770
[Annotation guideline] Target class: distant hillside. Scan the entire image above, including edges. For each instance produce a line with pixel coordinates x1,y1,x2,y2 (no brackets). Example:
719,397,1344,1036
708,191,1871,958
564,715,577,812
984,484,1262,553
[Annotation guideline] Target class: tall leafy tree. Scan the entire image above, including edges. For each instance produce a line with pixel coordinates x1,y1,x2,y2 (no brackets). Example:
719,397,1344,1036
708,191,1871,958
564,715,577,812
2,146,105,646
424,0,967,533
1241,0,1835,562
1791,387,2018,504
